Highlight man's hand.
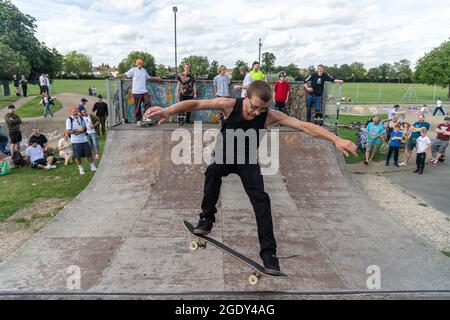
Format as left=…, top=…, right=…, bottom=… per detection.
left=335, top=137, right=357, bottom=157
left=144, top=106, right=169, bottom=125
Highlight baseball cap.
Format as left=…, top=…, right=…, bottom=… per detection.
left=70, top=107, right=78, bottom=113
left=7, top=104, right=15, bottom=109
left=80, top=98, right=88, bottom=103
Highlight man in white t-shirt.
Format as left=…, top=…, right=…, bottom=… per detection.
left=110, top=59, right=161, bottom=122
left=65, top=107, right=97, bottom=175
left=433, top=98, right=445, bottom=116
left=26, top=140, right=56, bottom=170
left=414, top=127, right=432, bottom=174
left=39, top=73, right=48, bottom=95
left=234, top=65, right=254, bottom=98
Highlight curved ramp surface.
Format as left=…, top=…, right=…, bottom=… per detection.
left=0, top=126, right=449, bottom=294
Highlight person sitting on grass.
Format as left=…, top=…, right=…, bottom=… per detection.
left=58, top=133, right=73, bottom=166
left=385, top=125, right=403, bottom=167
left=364, top=116, right=385, bottom=165
left=29, top=128, right=53, bottom=156
left=414, top=128, right=432, bottom=175
left=26, top=140, right=56, bottom=170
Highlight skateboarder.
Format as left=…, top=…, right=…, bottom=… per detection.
left=144, top=81, right=357, bottom=274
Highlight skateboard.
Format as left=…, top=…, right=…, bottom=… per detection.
left=177, top=113, right=187, bottom=126
left=314, top=112, right=324, bottom=126
left=182, top=220, right=288, bottom=285
left=137, top=119, right=154, bottom=127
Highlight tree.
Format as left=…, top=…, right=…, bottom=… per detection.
left=261, top=52, right=276, bottom=74
left=338, top=64, right=353, bottom=80
left=232, top=60, right=248, bottom=81
left=0, top=0, right=62, bottom=80
left=378, top=63, right=394, bottom=81
left=367, top=67, right=380, bottom=82
left=208, top=60, right=219, bottom=80
left=350, top=62, right=367, bottom=81
left=284, top=63, right=300, bottom=79
left=63, top=51, right=93, bottom=78
left=415, top=39, right=450, bottom=98
left=180, top=55, right=209, bottom=78
left=393, top=59, right=412, bottom=83
left=156, top=64, right=170, bottom=78
left=118, top=51, right=156, bottom=75
left=0, top=42, right=30, bottom=95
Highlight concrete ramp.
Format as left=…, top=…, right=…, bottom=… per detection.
left=0, top=126, right=449, bottom=295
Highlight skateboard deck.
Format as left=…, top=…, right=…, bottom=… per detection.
left=137, top=119, right=154, bottom=127
left=314, top=112, right=324, bottom=126
left=182, top=220, right=287, bottom=285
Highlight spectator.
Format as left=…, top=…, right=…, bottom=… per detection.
left=176, top=63, right=197, bottom=124
left=303, top=65, right=343, bottom=123
left=433, top=98, right=445, bottom=116
left=388, top=104, right=405, bottom=120
left=414, top=128, right=432, bottom=174
left=234, top=66, right=253, bottom=98
left=20, top=75, right=28, bottom=97
left=45, top=74, right=51, bottom=96
left=92, top=95, right=108, bottom=135
left=386, top=115, right=401, bottom=142
left=39, top=73, right=48, bottom=95
left=110, top=58, right=161, bottom=122
left=88, top=86, right=93, bottom=96
left=26, top=140, right=56, bottom=170
left=400, top=114, right=430, bottom=166
left=430, top=116, right=450, bottom=166
left=40, top=92, right=54, bottom=118
left=29, top=128, right=53, bottom=155
left=0, top=124, right=10, bottom=156
left=213, top=65, right=231, bottom=98
left=77, top=98, right=88, bottom=112
left=79, top=106, right=100, bottom=160
left=249, top=61, right=267, bottom=82
left=65, top=107, right=97, bottom=175
left=273, top=71, right=290, bottom=114
left=4, top=105, right=22, bottom=154
left=13, top=75, right=20, bottom=96
left=364, top=116, right=385, bottom=165
left=58, top=133, right=73, bottom=166
left=92, top=86, right=97, bottom=97
left=385, top=125, right=403, bottom=167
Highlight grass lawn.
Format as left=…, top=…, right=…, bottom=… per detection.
left=16, top=97, right=63, bottom=118
left=337, top=114, right=389, bottom=164
left=4, top=80, right=106, bottom=98
left=0, top=95, right=21, bottom=110
left=0, top=135, right=106, bottom=221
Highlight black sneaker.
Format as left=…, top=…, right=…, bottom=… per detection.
left=262, top=254, right=282, bottom=275
left=364, top=161, right=369, bottom=165
left=413, top=169, right=419, bottom=173
left=193, top=218, right=213, bottom=236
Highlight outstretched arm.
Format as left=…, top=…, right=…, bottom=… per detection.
left=109, top=73, right=126, bottom=80
left=266, top=110, right=357, bottom=157
left=144, top=98, right=235, bottom=125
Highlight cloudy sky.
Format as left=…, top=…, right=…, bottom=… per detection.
left=12, top=0, right=450, bottom=69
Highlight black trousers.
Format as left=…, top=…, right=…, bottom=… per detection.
left=180, top=95, right=194, bottom=123
left=98, top=116, right=107, bottom=135
left=433, top=107, right=445, bottom=116
left=22, top=85, right=27, bottom=97
left=200, top=163, right=277, bottom=259
left=386, top=146, right=399, bottom=164
left=416, top=152, right=426, bottom=171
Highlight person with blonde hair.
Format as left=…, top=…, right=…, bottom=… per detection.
left=213, top=65, right=230, bottom=98
left=110, top=58, right=161, bottom=122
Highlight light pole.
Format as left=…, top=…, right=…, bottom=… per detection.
left=173, top=6, right=178, bottom=77
left=258, top=38, right=262, bottom=63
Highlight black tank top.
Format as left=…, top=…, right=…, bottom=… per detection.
left=215, top=98, right=268, bottom=164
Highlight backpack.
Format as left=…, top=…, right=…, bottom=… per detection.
left=12, top=151, right=27, bottom=167
left=66, top=116, right=86, bottom=137
left=0, top=160, right=11, bottom=175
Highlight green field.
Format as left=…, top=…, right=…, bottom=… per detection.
left=1, top=81, right=448, bottom=105
left=16, top=97, right=63, bottom=118
left=0, top=95, right=20, bottom=110
left=0, top=135, right=106, bottom=221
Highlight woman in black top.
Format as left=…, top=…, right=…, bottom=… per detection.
left=176, top=63, right=197, bottom=124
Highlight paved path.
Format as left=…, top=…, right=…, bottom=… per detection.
left=0, top=126, right=448, bottom=296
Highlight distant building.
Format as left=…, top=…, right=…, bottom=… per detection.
left=92, top=65, right=118, bottom=77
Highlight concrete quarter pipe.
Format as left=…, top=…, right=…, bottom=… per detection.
left=0, top=125, right=449, bottom=295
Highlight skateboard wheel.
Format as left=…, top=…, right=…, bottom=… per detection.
left=190, top=241, right=199, bottom=251
left=249, top=274, right=259, bottom=285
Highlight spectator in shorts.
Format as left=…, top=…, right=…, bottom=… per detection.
left=29, top=128, right=53, bottom=155
left=364, top=117, right=385, bottom=165
left=0, top=124, right=10, bottom=156
left=386, top=125, right=403, bottom=167
left=214, top=65, right=231, bottom=98
left=58, top=133, right=73, bottom=165
left=400, top=114, right=430, bottom=166
left=79, top=106, right=100, bottom=160
left=13, top=75, right=20, bottom=96
left=273, top=71, right=290, bottom=114
left=26, top=140, right=56, bottom=170
left=66, top=107, right=97, bottom=175
left=430, top=116, right=450, bottom=166
left=4, top=105, right=22, bottom=154
left=93, top=95, right=108, bottom=135
left=414, top=128, right=432, bottom=174
left=433, top=98, right=445, bottom=116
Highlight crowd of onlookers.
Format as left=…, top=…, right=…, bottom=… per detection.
left=0, top=95, right=108, bottom=176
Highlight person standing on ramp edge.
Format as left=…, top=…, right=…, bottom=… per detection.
left=144, top=81, right=357, bottom=275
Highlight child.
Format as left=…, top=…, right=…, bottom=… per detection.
left=414, top=127, right=432, bottom=174
left=386, top=125, right=403, bottom=167
left=273, top=71, right=290, bottom=114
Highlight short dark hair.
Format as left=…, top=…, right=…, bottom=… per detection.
left=247, top=81, right=272, bottom=102
left=98, top=95, right=103, bottom=99
left=7, top=104, right=15, bottom=109
left=318, top=64, right=325, bottom=69
left=252, top=61, right=260, bottom=68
